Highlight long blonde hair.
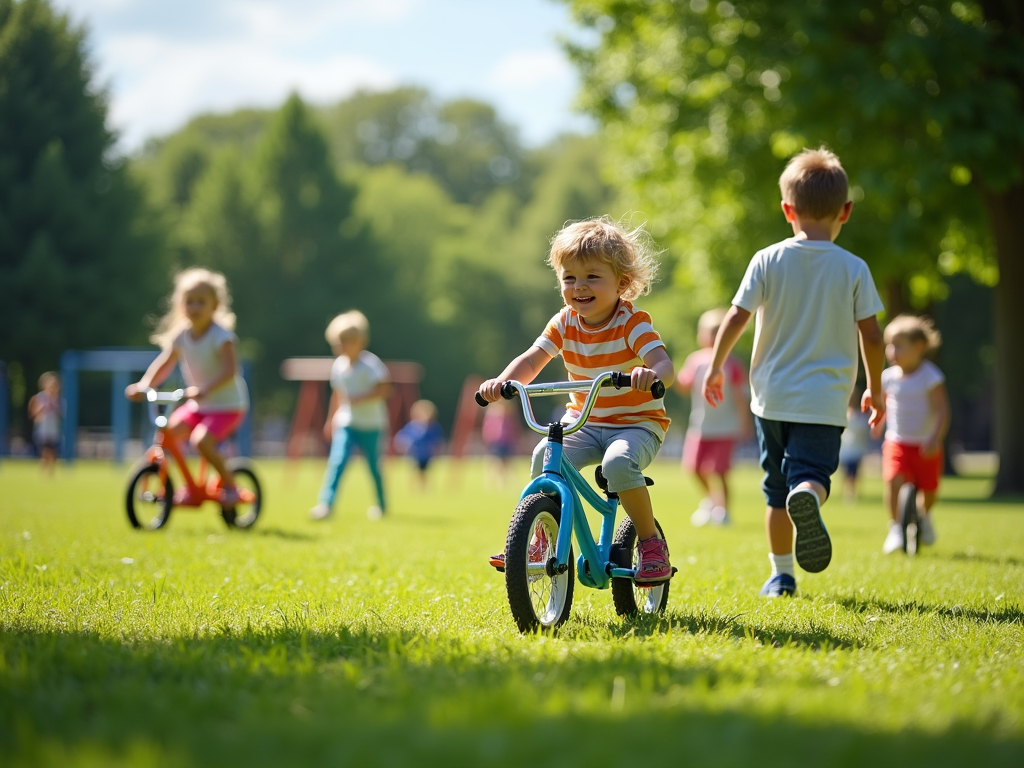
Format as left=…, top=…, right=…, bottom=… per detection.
left=151, top=267, right=236, bottom=349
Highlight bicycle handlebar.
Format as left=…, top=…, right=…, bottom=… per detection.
left=142, top=389, right=185, bottom=428
left=475, top=372, right=666, bottom=435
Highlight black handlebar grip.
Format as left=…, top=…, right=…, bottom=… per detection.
left=474, top=392, right=489, bottom=407
left=500, top=382, right=517, bottom=400
left=608, top=371, right=665, bottom=399
left=651, top=380, right=666, bottom=399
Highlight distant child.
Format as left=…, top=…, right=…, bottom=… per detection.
left=479, top=217, right=675, bottom=584
left=126, top=268, right=249, bottom=505
left=704, top=148, right=886, bottom=597
left=839, top=387, right=872, bottom=503
left=877, top=315, right=950, bottom=553
left=481, top=399, right=520, bottom=486
left=676, top=308, right=750, bottom=526
left=310, top=311, right=390, bottom=521
left=395, top=399, right=445, bottom=490
left=28, top=372, right=63, bottom=472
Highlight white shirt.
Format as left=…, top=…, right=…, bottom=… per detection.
left=330, top=351, right=390, bottom=430
left=173, top=323, right=249, bottom=412
left=733, top=238, right=884, bottom=427
left=882, top=360, right=945, bottom=444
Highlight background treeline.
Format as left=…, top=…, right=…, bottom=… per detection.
left=0, top=0, right=1014, bottom=488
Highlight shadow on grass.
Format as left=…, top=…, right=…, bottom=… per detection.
left=833, top=595, right=1024, bottom=626
left=598, top=608, right=862, bottom=650
left=944, top=551, right=1024, bottom=568
left=1, top=626, right=1019, bottom=768
left=251, top=527, right=320, bottom=542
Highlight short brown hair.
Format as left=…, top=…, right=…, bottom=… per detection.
left=779, top=147, right=849, bottom=220
left=884, top=314, right=942, bottom=350
left=547, top=217, right=658, bottom=302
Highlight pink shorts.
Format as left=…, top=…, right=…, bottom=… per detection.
left=169, top=405, right=245, bottom=442
left=682, top=434, right=735, bottom=474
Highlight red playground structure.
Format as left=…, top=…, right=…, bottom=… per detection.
left=280, top=357, right=424, bottom=458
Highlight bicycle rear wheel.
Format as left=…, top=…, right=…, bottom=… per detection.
left=505, top=493, right=574, bottom=633
left=126, top=462, right=174, bottom=530
left=221, top=458, right=262, bottom=529
left=611, top=517, right=669, bottom=617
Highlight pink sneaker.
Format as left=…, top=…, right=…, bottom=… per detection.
left=634, top=536, right=672, bottom=585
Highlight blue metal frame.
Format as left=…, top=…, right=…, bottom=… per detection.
left=518, top=431, right=634, bottom=590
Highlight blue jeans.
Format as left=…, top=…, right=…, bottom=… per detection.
left=754, top=416, right=843, bottom=508
left=318, top=426, right=386, bottom=511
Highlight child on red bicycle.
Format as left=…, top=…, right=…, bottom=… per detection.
left=478, top=217, right=675, bottom=584
left=126, top=268, right=249, bottom=505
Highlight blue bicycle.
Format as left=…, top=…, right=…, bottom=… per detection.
left=477, top=371, right=672, bottom=633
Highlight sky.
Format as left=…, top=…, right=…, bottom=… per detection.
left=52, top=0, right=594, bottom=152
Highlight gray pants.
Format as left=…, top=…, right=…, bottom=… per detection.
left=530, top=424, right=662, bottom=493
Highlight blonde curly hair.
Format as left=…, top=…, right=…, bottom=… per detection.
left=151, top=268, right=236, bottom=349
left=547, top=217, right=659, bottom=302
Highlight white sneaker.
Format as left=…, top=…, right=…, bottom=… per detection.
left=918, top=513, right=937, bottom=546
left=309, top=503, right=332, bottom=521
left=710, top=506, right=730, bottom=525
left=883, top=523, right=905, bottom=554
left=366, top=506, right=384, bottom=520
left=691, top=498, right=713, bottom=527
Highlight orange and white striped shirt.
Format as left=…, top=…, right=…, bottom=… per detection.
left=535, top=302, right=671, bottom=441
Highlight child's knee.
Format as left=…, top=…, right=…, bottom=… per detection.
left=602, top=452, right=642, bottom=492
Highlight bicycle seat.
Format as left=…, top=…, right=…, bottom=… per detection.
left=594, top=467, right=654, bottom=499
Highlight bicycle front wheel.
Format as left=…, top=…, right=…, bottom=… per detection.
left=505, top=493, right=574, bottom=633
left=610, top=517, right=669, bottom=617
left=126, top=462, right=174, bottom=530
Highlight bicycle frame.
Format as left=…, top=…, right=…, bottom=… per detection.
left=141, top=389, right=220, bottom=507
left=504, top=372, right=640, bottom=589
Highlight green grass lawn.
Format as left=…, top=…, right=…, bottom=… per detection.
left=1, top=456, right=1022, bottom=767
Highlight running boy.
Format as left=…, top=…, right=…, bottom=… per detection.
left=479, top=217, right=675, bottom=584
left=704, top=147, right=886, bottom=597
left=310, top=311, right=391, bottom=521
left=676, top=308, right=750, bottom=526
left=876, top=315, right=949, bottom=553
left=28, top=372, right=63, bottom=472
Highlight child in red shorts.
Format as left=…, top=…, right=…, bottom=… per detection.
left=874, top=315, right=950, bottom=553
left=677, top=308, right=750, bottom=526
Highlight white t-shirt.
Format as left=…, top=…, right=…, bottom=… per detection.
left=173, top=323, right=249, bottom=412
left=330, top=351, right=390, bottom=430
left=882, top=360, right=945, bottom=444
left=678, top=348, right=747, bottom=439
left=733, top=238, right=884, bottom=427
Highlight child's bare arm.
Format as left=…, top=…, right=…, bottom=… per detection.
left=857, top=316, right=886, bottom=427
left=703, top=306, right=751, bottom=406
left=922, top=382, right=950, bottom=457
left=126, top=348, right=179, bottom=400
left=324, top=390, right=341, bottom=439
left=479, top=347, right=552, bottom=402
left=634, top=346, right=673, bottom=392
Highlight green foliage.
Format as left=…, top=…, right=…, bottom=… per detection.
left=0, top=0, right=160, bottom=389
left=565, top=0, right=1021, bottom=318
left=1, top=460, right=1023, bottom=766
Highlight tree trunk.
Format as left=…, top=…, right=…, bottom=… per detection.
left=987, top=182, right=1024, bottom=495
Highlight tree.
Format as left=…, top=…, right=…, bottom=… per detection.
left=565, top=0, right=1023, bottom=493
left=0, top=0, right=160, bottom=396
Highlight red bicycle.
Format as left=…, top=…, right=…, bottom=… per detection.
left=125, top=389, right=261, bottom=530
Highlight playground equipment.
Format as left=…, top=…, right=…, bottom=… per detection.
left=478, top=372, right=672, bottom=633
left=59, top=348, right=253, bottom=462
left=125, top=389, right=261, bottom=530
left=280, top=357, right=424, bottom=458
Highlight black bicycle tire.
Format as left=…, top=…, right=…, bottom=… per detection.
left=125, top=462, right=174, bottom=531
left=504, top=493, right=574, bottom=633
left=899, top=482, right=919, bottom=555
left=220, top=458, right=262, bottom=529
left=610, top=517, right=670, bottom=617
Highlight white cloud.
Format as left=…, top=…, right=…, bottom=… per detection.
left=223, top=0, right=421, bottom=45
left=105, top=35, right=397, bottom=146
left=488, top=50, right=572, bottom=92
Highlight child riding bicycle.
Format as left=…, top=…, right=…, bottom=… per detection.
left=478, top=217, right=675, bottom=584
left=126, top=268, right=249, bottom=506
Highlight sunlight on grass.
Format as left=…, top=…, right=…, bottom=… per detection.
left=1, top=458, right=1022, bottom=767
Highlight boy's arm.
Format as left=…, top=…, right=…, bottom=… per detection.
left=634, top=346, right=673, bottom=392
left=478, top=346, right=552, bottom=402
left=324, top=390, right=341, bottom=439
left=922, top=382, right=951, bottom=458
left=857, top=316, right=886, bottom=427
left=126, top=348, right=179, bottom=400
left=703, top=306, right=751, bottom=407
